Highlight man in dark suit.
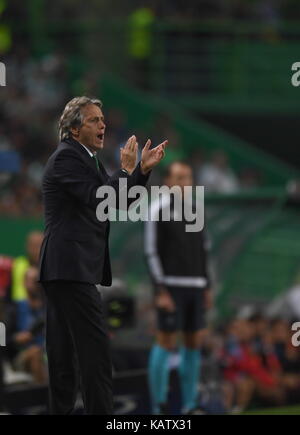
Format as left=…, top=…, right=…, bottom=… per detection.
left=38, top=96, right=167, bottom=415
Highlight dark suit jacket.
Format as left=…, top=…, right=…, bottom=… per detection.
left=38, top=137, right=150, bottom=285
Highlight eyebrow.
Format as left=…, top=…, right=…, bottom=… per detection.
left=89, top=116, right=105, bottom=121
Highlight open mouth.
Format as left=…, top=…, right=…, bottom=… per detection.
left=97, top=134, right=104, bottom=141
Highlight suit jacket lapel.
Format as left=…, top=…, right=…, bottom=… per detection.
left=97, top=159, right=109, bottom=182
left=62, top=137, right=105, bottom=182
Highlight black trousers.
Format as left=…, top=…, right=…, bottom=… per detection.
left=42, top=281, right=113, bottom=415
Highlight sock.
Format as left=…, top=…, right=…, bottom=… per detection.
left=148, top=344, right=171, bottom=413
left=179, top=347, right=201, bottom=412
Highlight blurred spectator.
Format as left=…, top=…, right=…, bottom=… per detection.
left=127, top=5, right=155, bottom=90
left=267, top=284, right=300, bottom=320
left=271, top=318, right=300, bottom=403
left=0, top=48, right=69, bottom=218
left=287, top=180, right=300, bottom=196
left=103, top=108, right=130, bottom=173
left=0, top=255, right=12, bottom=410
left=10, top=266, right=46, bottom=384
left=0, top=296, right=5, bottom=412
left=0, top=348, right=3, bottom=413
left=150, top=115, right=186, bottom=168
left=197, top=150, right=239, bottom=193
left=222, top=318, right=284, bottom=413
left=0, top=175, right=43, bottom=217
left=0, top=256, right=13, bottom=300
left=0, top=232, right=45, bottom=386
left=10, top=231, right=44, bottom=304
left=199, top=330, right=227, bottom=414
left=254, top=0, right=281, bottom=26
left=239, top=168, right=261, bottom=190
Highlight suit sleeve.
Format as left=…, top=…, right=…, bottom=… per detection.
left=53, top=150, right=151, bottom=210
left=98, top=158, right=151, bottom=203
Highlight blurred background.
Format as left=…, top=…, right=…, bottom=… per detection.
left=1, top=0, right=300, bottom=415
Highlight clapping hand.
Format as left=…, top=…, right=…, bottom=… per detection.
left=120, top=135, right=138, bottom=175
left=141, top=139, right=168, bottom=174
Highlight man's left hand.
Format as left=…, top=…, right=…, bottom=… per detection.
left=141, top=139, right=168, bottom=174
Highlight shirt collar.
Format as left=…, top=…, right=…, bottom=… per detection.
left=79, top=142, right=95, bottom=158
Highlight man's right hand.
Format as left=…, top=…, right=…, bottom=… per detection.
left=120, top=135, right=138, bottom=175
left=155, top=286, right=176, bottom=312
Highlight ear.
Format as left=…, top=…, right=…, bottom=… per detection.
left=70, top=126, right=80, bottom=137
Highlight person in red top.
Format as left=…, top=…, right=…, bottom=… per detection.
left=0, top=256, right=13, bottom=299
left=222, top=318, right=284, bottom=413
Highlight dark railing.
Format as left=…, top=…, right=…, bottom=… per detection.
left=12, top=16, right=300, bottom=114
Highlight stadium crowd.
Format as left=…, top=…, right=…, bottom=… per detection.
left=0, top=46, right=263, bottom=218
left=2, top=1, right=298, bottom=218
left=203, top=314, right=300, bottom=413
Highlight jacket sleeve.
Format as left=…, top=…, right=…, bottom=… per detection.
left=201, top=230, right=212, bottom=289
left=53, top=150, right=151, bottom=210
left=144, top=205, right=166, bottom=290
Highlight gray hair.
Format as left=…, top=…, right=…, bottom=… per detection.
left=58, top=96, right=103, bottom=141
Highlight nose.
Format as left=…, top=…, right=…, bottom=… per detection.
left=97, top=118, right=105, bottom=128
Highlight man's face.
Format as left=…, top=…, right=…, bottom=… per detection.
left=165, top=163, right=193, bottom=192
left=72, top=104, right=106, bottom=152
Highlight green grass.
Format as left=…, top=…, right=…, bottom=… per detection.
left=243, top=404, right=300, bottom=415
